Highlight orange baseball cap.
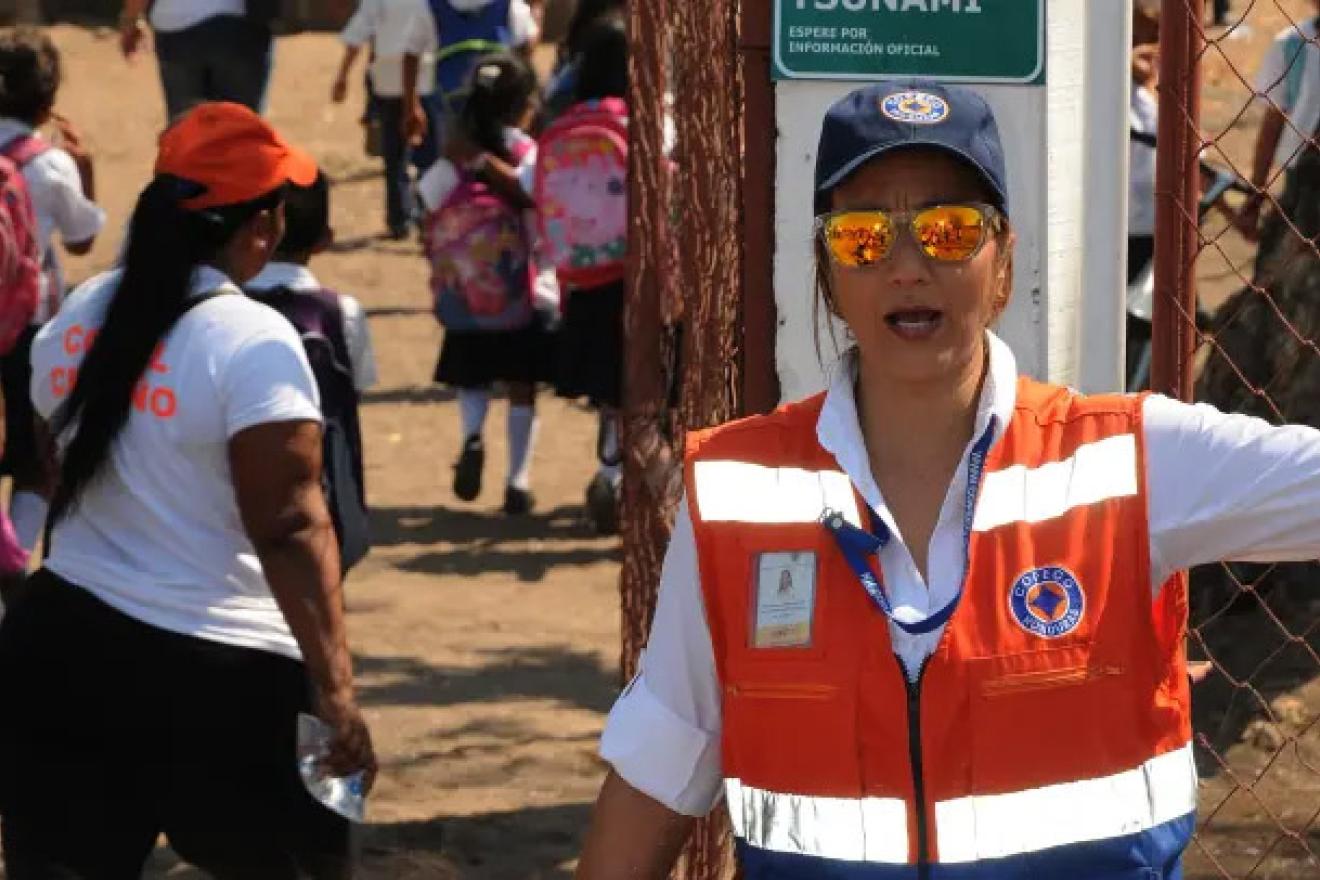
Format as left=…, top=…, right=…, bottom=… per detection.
left=154, top=102, right=317, bottom=211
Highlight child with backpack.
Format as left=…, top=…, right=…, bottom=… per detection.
left=418, top=51, right=555, bottom=515
left=0, top=28, right=104, bottom=563
left=400, top=0, right=540, bottom=156
left=538, top=14, right=627, bottom=534
left=245, top=170, right=376, bottom=571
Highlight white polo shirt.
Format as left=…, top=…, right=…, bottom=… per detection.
left=31, top=267, right=322, bottom=660
left=600, top=332, right=1320, bottom=816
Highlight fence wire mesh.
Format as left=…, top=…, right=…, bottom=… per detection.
left=1156, top=1, right=1320, bottom=876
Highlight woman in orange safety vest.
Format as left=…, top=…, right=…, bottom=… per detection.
left=574, top=80, right=1320, bottom=880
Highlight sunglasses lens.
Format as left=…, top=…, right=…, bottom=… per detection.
left=913, top=205, right=989, bottom=262
left=824, top=212, right=895, bottom=267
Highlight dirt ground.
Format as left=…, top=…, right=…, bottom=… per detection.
left=8, top=2, right=1320, bottom=877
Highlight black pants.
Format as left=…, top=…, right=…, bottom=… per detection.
left=375, top=96, right=439, bottom=231
left=155, top=15, right=273, bottom=121
left=0, top=325, right=41, bottom=483
left=0, top=571, right=351, bottom=879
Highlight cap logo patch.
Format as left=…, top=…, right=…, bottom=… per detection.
left=880, top=91, right=950, bottom=126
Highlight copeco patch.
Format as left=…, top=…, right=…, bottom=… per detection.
left=1009, top=566, right=1085, bottom=638
left=880, top=91, right=950, bottom=126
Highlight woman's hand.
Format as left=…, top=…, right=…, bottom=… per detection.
left=119, top=15, right=147, bottom=60
left=317, top=686, right=378, bottom=793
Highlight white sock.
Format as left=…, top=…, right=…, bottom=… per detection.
left=458, top=388, right=491, bottom=441
left=507, top=405, right=538, bottom=491
left=10, top=491, right=47, bottom=554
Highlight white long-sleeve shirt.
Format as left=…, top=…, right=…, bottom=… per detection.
left=600, top=332, right=1320, bottom=817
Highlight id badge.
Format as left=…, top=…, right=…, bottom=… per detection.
left=750, top=551, right=818, bottom=649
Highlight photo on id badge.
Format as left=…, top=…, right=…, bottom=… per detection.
left=751, top=551, right=818, bottom=649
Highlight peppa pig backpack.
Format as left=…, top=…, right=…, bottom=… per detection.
left=424, top=138, right=535, bottom=333
left=534, top=97, right=628, bottom=290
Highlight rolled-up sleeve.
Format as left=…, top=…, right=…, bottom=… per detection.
left=1145, top=394, right=1320, bottom=588
left=599, top=500, right=724, bottom=817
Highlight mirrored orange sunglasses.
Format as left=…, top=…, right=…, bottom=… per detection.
left=815, top=203, right=1004, bottom=268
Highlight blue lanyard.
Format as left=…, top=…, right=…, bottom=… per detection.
left=821, top=419, right=997, bottom=636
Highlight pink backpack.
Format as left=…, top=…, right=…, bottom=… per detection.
left=534, top=98, right=628, bottom=290
left=424, top=139, right=536, bottom=333
left=0, top=135, right=43, bottom=355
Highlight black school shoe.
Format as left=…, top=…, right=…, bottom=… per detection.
left=453, top=436, right=484, bottom=502
left=502, top=486, right=534, bottom=516
left=585, top=472, right=620, bottom=536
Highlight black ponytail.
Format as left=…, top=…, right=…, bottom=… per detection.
left=458, top=52, right=538, bottom=163
left=49, top=175, right=282, bottom=525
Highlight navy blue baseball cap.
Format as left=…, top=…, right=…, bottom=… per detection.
left=814, top=80, right=1009, bottom=218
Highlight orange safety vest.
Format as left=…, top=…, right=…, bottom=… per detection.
left=683, top=377, right=1196, bottom=879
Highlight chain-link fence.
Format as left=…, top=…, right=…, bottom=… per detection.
left=621, top=0, right=751, bottom=875
left=1155, top=0, right=1320, bottom=876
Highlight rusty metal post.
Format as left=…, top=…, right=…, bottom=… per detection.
left=620, top=0, right=677, bottom=685
left=739, top=1, right=779, bottom=415
left=1152, top=0, right=1201, bottom=400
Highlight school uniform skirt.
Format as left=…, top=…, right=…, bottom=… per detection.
left=433, top=306, right=559, bottom=389
left=555, top=279, right=624, bottom=409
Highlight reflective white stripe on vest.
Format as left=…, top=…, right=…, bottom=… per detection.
left=972, top=433, right=1139, bottom=533
left=726, top=778, right=909, bottom=864
left=935, top=741, right=1198, bottom=863
left=694, top=461, right=862, bottom=526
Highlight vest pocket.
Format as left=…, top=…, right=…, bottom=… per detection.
left=723, top=678, right=861, bottom=796
left=727, top=681, right=839, bottom=700
left=958, top=651, right=1157, bottom=865
left=968, top=650, right=1134, bottom=788
left=981, top=663, right=1124, bottom=698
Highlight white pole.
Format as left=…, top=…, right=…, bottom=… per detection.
left=1077, top=0, right=1133, bottom=393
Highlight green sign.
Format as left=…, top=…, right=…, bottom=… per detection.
left=774, top=0, right=1045, bottom=83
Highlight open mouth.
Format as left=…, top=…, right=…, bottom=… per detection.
left=884, top=308, right=944, bottom=341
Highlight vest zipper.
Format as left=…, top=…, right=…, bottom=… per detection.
left=900, top=656, right=932, bottom=880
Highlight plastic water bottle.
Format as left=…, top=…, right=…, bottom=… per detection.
left=296, top=712, right=367, bottom=823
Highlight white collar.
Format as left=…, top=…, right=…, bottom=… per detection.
left=245, top=262, right=321, bottom=293
left=0, top=118, right=34, bottom=141
left=190, top=265, right=241, bottom=297
left=816, top=330, right=1019, bottom=515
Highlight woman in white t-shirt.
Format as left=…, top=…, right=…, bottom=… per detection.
left=0, top=103, right=375, bottom=879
